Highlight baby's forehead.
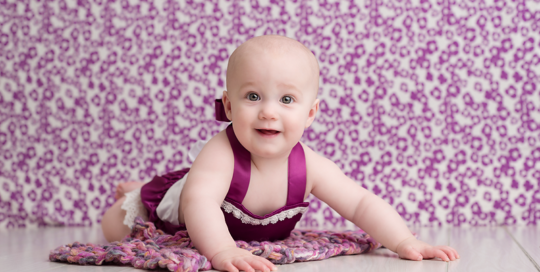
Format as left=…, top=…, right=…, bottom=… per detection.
left=226, top=35, right=320, bottom=96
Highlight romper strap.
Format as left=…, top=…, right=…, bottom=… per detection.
left=286, top=142, right=307, bottom=205
left=224, top=124, right=250, bottom=203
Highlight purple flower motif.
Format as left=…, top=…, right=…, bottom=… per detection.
left=2, top=0, right=540, bottom=229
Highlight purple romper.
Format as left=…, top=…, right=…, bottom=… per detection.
left=140, top=101, right=309, bottom=242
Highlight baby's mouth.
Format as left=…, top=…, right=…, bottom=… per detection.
left=256, top=129, right=280, bottom=135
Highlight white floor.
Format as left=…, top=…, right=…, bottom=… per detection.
left=1, top=225, right=538, bottom=272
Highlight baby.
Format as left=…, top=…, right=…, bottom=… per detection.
left=102, top=35, right=459, bottom=272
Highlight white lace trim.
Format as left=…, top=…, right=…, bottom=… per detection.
left=121, top=188, right=149, bottom=228
left=221, top=200, right=307, bottom=226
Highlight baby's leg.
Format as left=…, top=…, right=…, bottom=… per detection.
left=101, top=196, right=132, bottom=242
left=114, top=181, right=145, bottom=200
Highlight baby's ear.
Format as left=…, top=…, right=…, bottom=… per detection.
left=222, top=90, right=232, bottom=121
left=305, top=98, right=320, bottom=128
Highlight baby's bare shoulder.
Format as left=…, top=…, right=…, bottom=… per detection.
left=299, top=142, right=343, bottom=192
left=182, top=129, right=235, bottom=200
left=191, top=129, right=234, bottom=174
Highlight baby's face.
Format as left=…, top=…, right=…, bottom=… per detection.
left=223, top=44, right=319, bottom=159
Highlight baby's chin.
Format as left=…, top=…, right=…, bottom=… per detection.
left=252, top=152, right=288, bottom=160
left=245, top=142, right=294, bottom=159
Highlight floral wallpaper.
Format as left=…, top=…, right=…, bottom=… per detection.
left=1, top=0, right=540, bottom=229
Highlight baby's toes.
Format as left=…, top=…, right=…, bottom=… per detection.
left=114, top=184, right=125, bottom=200
left=123, top=181, right=146, bottom=192
left=114, top=181, right=145, bottom=200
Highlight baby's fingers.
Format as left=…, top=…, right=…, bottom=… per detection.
left=229, top=257, right=276, bottom=272
left=425, top=248, right=451, bottom=262
left=398, top=246, right=423, bottom=261
left=258, top=256, right=278, bottom=271
left=231, top=260, right=255, bottom=272
left=244, top=256, right=277, bottom=272
left=437, top=246, right=459, bottom=261
left=223, top=262, right=240, bottom=272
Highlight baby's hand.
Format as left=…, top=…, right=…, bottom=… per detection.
left=395, top=236, right=459, bottom=262
left=211, top=246, right=277, bottom=272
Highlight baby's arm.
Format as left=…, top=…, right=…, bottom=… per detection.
left=180, top=131, right=276, bottom=272
left=303, top=144, right=459, bottom=262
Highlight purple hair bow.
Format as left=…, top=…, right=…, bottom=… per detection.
left=215, top=99, right=230, bottom=122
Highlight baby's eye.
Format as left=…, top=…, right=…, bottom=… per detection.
left=247, top=93, right=260, bottom=101
left=281, top=95, right=293, bottom=104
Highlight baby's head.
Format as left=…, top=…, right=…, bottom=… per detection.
left=226, top=35, right=320, bottom=99
left=222, top=35, right=320, bottom=158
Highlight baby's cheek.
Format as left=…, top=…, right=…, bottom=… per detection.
left=286, top=123, right=305, bottom=142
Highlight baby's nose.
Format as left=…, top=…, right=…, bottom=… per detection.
left=258, top=103, right=278, bottom=120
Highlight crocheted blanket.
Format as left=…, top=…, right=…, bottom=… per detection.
left=49, top=217, right=382, bottom=271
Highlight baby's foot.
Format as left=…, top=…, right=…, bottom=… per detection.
left=114, top=181, right=145, bottom=200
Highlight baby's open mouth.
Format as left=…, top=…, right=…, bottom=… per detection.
left=257, top=129, right=280, bottom=135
